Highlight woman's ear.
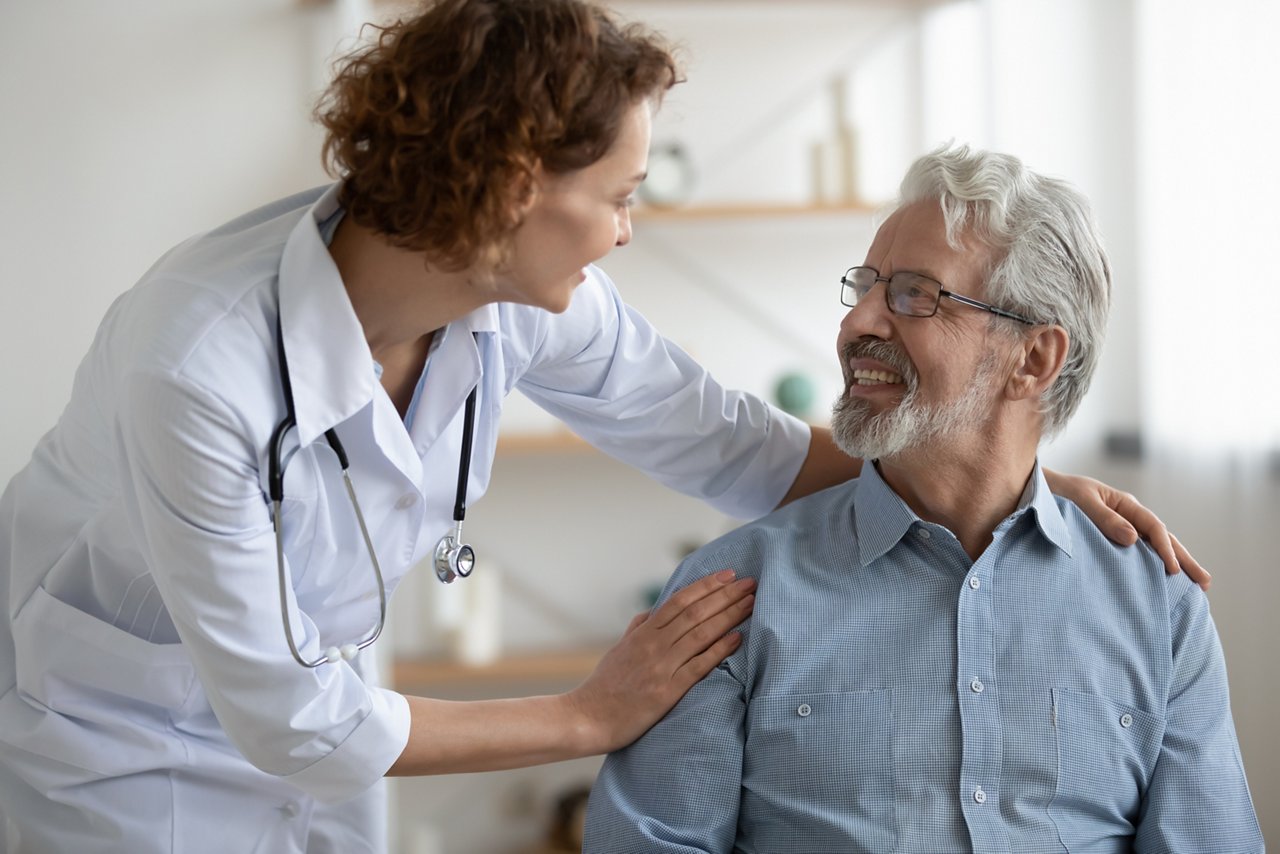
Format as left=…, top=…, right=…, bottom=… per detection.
left=1005, top=324, right=1070, bottom=402
left=511, top=161, right=543, bottom=220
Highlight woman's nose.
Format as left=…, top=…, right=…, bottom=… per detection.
left=616, top=208, right=633, bottom=247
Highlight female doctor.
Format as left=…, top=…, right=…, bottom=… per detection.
left=0, top=0, right=1204, bottom=851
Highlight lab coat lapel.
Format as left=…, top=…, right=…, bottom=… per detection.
left=277, top=186, right=424, bottom=486
left=408, top=322, right=485, bottom=452
left=277, top=186, right=377, bottom=449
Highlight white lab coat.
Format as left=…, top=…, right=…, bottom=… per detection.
left=0, top=184, right=809, bottom=853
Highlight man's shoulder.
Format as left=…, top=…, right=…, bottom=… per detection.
left=1053, top=496, right=1199, bottom=604
left=674, top=479, right=861, bottom=584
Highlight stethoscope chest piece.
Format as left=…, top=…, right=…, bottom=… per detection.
left=433, top=384, right=480, bottom=584
left=434, top=522, right=475, bottom=584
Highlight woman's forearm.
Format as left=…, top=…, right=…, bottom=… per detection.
left=388, top=693, right=599, bottom=776
left=387, top=569, right=756, bottom=776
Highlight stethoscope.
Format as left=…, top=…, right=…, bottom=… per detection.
left=268, top=318, right=478, bottom=668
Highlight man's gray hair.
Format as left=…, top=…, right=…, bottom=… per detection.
left=888, top=144, right=1111, bottom=438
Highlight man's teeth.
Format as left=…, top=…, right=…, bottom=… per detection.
left=852, top=369, right=904, bottom=385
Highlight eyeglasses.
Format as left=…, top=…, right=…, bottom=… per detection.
left=840, top=266, right=1041, bottom=326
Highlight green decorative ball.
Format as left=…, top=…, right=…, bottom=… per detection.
left=774, top=372, right=817, bottom=418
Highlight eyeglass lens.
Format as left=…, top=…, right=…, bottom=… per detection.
left=841, top=267, right=942, bottom=318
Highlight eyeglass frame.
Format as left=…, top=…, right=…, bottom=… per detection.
left=839, top=265, right=1044, bottom=326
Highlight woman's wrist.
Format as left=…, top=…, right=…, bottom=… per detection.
left=560, top=685, right=613, bottom=757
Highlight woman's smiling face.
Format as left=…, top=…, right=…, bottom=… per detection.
left=496, top=101, right=652, bottom=313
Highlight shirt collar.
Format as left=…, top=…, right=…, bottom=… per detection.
left=853, top=462, right=921, bottom=567
left=853, top=457, right=1072, bottom=567
left=1016, top=459, right=1074, bottom=557
left=276, top=184, right=500, bottom=446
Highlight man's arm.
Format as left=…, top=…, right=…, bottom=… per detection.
left=1133, top=586, right=1263, bottom=852
left=583, top=662, right=747, bottom=853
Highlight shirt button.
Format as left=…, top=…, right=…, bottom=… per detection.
left=973, top=788, right=987, bottom=805
left=1120, top=713, right=1133, bottom=728
left=968, top=576, right=981, bottom=590
left=917, top=528, right=931, bottom=539
left=970, top=679, right=985, bottom=694
left=395, top=494, right=418, bottom=510
left=797, top=703, right=812, bottom=717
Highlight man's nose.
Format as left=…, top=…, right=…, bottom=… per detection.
left=839, top=281, right=894, bottom=341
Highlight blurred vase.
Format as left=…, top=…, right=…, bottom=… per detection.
left=449, top=564, right=503, bottom=666
left=774, top=372, right=817, bottom=419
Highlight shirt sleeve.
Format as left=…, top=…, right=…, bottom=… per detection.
left=1133, top=587, right=1264, bottom=853
left=584, top=665, right=746, bottom=853
left=583, top=558, right=749, bottom=853
left=514, top=268, right=810, bottom=520
left=118, top=368, right=409, bottom=804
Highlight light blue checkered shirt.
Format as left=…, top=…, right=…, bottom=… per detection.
left=585, top=461, right=1262, bottom=853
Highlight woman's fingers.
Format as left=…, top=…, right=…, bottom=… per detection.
left=565, top=570, right=757, bottom=754
left=668, top=591, right=754, bottom=663
left=646, top=569, right=739, bottom=630
left=1043, top=470, right=1212, bottom=589
left=672, top=630, right=744, bottom=688
left=1171, top=532, right=1211, bottom=590
left=649, top=575, right=755, bottom=647
left=1109, top=492, right=1211, bottom=587
left=1044, top=470, right=1138, bottom=545
left=621, top=610, right=649, bottom=637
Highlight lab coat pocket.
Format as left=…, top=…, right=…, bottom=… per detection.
left=1048, top=687, right=1165, bottom=847
left=742, top=689, right=895, bottom=854
left=7, top=585, right=196, bottom=775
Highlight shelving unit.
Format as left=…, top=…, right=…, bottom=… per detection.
left=495, top=430, right=593, bottom=455
left=393, top=647, right=605, bottom=690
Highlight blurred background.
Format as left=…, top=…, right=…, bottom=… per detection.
left=2, top=0, right=1276, bottom=851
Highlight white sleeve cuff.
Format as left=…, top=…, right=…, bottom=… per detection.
left=281, top=686, right=410, bottom=805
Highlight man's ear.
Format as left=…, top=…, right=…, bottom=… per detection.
left=1005, top=325, right=1070, bottom=402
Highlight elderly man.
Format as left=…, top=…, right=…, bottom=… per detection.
left=583, top=146, right=1262, bottom=853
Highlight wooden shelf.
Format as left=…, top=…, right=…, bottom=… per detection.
left=392, top=648, right=605, bottom=689
left=632, top=201, right=877, bottom=222
left=496, top=431, right=593, bottom=455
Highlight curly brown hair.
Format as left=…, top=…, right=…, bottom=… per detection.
left=315, top=0, right=680, bottom=271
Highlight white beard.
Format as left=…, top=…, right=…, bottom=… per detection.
left=832, top=348, right=1001, bottom=462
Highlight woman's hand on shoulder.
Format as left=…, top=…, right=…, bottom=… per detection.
left=565, top=569, right=755, bottom=754
left=1044, top=469, right=1210, bottom=590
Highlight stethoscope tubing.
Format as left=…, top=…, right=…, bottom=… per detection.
left=270, top=317, right=477, bottom=667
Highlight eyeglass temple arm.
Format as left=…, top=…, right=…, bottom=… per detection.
left=942, top=291, right=1038, bottom=325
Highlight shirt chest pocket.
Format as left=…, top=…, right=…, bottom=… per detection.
left=742, top=689, right=895, bottom=854
left=1049, top=687, right=1165, bottom=845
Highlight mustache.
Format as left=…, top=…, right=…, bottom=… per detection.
left=840, top=339, right=916, bottom=385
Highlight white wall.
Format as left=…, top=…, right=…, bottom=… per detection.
left=2, top=1, right=1274, bottom=851
left=0, top=0, right=335, bottom=480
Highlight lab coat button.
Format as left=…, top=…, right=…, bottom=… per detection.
left=796, top=703, right=812, bottom=717
left=395, top=494, right=418, bottom=510
left=281, top=802, right=300, bottom=818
